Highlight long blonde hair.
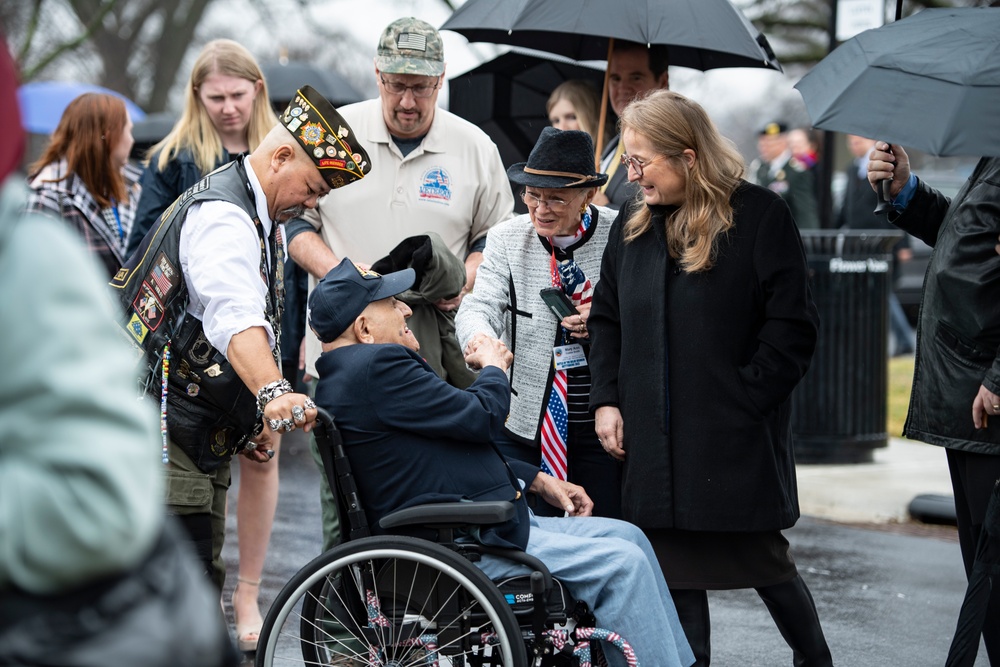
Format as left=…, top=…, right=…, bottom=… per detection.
left=149, top=39, right=277, bottom=174
left=546, top=79, right=610, bottom=147
left=621, top=90, right=744, bottom=273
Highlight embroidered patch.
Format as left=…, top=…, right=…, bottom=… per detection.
left=299, top=122, right=325, bottom=146
left=146, top=252, right=179, bottom=301
left=127, top=313, right=148, bottom=343
left=418, top=167, right=452, bottom=204
left=132, top=282, right=165, bottom=331
left=210, top=428, right=231, bottom=457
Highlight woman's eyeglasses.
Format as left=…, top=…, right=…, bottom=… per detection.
left=521, top=191, right=581, bottom=212
left=620, top=152, right=666, bottom=179
left=379, top=75, right=439, bottom=98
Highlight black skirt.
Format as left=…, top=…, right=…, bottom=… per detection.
left=644, top=527, right=798, bottom=590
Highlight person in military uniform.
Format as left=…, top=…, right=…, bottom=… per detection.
left=749, top=121, right=820, bottom=229
left=110, top=86, right=370, bottom=591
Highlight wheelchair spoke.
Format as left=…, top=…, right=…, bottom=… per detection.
left=257, top=538, right=527, bottom=667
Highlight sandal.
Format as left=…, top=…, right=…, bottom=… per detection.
left=232, top=576, right=264, bottom=652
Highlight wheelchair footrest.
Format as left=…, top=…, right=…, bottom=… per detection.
left=547, top=627, right=639, bottom=667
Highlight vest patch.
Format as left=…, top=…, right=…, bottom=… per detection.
left=418, top=167, right=452, bottom=204
left=128, top=313, right=148, bottom=343
left=146, top=252, right=179, bottom=301
left=132, top=282, right=165, bottom=331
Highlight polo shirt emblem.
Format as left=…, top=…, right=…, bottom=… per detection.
left=418, top=167, right=452, bottom=204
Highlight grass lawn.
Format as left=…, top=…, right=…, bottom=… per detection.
left=888, top=355, right=915, bottom=437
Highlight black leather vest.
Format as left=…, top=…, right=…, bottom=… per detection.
left=110, top=158, right=277, bottom=471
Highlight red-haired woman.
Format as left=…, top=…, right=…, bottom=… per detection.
left=26, top=93, right=140, bottom=278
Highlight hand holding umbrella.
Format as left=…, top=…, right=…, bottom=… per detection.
left=868, top=142, right=912, bottom=214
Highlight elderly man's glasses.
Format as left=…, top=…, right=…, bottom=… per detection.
left=379, top=75, right=439, bottom=98
left=620, top=152, right=666, bottom=178
left=521, top=191, right=582, bottom=211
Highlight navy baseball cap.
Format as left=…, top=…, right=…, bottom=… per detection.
left=308, top=258, right=415, bottom=343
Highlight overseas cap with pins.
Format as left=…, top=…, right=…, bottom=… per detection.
left=278, top=85, right=372, bottom=189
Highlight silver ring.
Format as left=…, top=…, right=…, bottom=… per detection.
left=304, top=397, right=317, bottom=410
left=292, top=405, right=306, bottom=423
left=282, top=418, right=295, bottom=432
left=993, top=404, right=1000, bottom=411
left=268, top=418, right=282, bottom=431
left=244, top=440, right=256, bottom=453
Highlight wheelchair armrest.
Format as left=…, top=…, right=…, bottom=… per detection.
left=379, top=501, right=515, bottom=530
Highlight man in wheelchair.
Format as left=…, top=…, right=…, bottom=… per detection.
left=306, top=258, right=694, bottom=667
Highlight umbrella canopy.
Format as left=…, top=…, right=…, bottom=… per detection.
left=261, top=61, right=364, bottom=108
left=17, top=81, right=146, bottom=135
left=440, top=0, right=780, bottom=71
left=795, top=8, right=1000, bottom=158
left=449, top=50, right=608, bottom=169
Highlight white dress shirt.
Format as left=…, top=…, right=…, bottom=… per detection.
left=178, top=161, right=277, bottom=358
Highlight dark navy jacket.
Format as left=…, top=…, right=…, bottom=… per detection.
left=314, top=343, right=539, bottom=550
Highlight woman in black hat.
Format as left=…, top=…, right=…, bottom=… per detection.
left=456, top=126, right=622, bottom=519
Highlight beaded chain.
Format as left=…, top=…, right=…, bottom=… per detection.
left=160, top=342, right=170, bottom=464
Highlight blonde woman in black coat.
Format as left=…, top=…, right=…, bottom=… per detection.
left=588, top=90, right=832, bottom=666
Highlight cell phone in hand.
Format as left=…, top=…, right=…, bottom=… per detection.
left=539, top=287, right=577, bottom=320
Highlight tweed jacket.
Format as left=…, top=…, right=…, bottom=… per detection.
left=26, top=159, right=142, bottom=278
left=456, top=204, right=616, bottom=443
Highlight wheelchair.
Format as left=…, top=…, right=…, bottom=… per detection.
left=256, top=409, right=637, bottom=667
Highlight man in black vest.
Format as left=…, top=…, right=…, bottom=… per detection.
left=112, top=86, right=370, bottom=590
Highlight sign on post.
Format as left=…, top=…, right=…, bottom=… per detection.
left=836, top=0, right=884, bottom=41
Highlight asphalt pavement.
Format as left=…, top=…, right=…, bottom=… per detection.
left=224, top=431, right=989, bottom=666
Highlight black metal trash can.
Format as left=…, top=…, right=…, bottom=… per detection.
left=792, top=229, right=904, bottom=463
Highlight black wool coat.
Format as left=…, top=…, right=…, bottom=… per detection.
left=588, top=182, right=819, bottom=532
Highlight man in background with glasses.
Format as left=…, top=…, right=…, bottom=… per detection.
left=285, top=16, right=513, bottom=551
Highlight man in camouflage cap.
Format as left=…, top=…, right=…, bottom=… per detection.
left=285, top=16, right=514, bottom=550
left=375, top=16, right=446, bottom=77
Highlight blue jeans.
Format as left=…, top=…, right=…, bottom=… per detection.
left=477, top=514, right=694, bottom=667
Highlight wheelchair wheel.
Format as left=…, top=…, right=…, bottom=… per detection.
left=256, top=535, right=528, bottom=667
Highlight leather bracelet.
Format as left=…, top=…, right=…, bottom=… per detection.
left=256, top=378, right=293, bottom=413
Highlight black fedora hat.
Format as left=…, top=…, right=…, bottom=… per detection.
left=507, top=127, right=608, bottom=189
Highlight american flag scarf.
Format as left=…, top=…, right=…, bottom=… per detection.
left=540, top=210, right=593, bottom=481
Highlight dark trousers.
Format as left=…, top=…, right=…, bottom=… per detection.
left=946, top=447, right=1000, bottom=664
left=495, top=420, right=622, bottom=519
left=672, top=575, right=833, bottom=667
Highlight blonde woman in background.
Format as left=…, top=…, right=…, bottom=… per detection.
left=546, top=79, right=612, bottom=149
left=125, top=39, right=276, bottom=256
left=125, top=38, right=278, bottom=654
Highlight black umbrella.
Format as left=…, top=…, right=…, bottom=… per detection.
left=794, top=8, right=1000, bottom=158
left=261, top=61, right=363, bottom=109
left=440, top=0, right=780, bottom=71
left=945, top=478, right=1000, bottom=667
left=449, top=50, right=608, bottom=169
left=441, top=0, right=780, bottom=158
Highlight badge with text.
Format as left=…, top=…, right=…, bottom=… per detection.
left=552, top=344, right=587, bottom=371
